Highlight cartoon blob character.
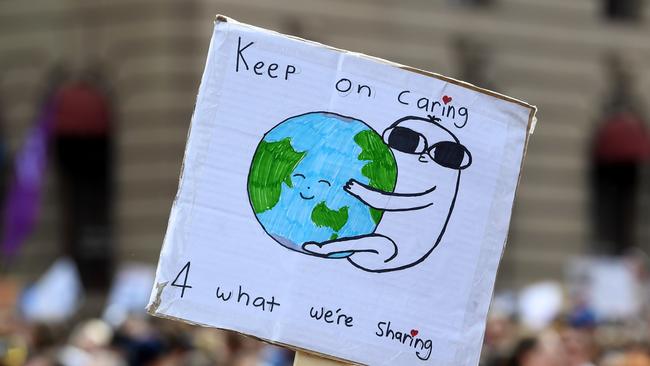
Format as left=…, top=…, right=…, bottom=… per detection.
left=303, top=115, right=472, bottom=272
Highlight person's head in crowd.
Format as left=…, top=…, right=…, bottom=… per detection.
left=191, top=328, right=231, bottom=365
left=600, top=352, right=626, bottom=366
left=507, top=337, right=540, bottom=366
left=112, top=316, right=166, bottom=366
left=29, top=323, right=61, bottom=353
left=58, top=319, right=123, bottom=366
left=485, top=312, right=515, bottom=349
left=231, top=350, right=263, bottom=366
left=560, top=325, right=597, bottom=366
left=507, top=331, right=569, bottom=366
left=23, top=355, right=60, bottom=366
left=621, top=345, right=650, bottom=366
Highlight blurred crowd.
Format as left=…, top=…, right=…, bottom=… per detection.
left=3, top=297, right=650, bottom=366
left=2, top=254, right=650, bottom=366
left=480, top=253, right=650, bottom=366
left=0, top=313, right=294, bottom=366
left=481, top=311, right=650, bottom=366
left=0, top=260, right=295, bottom=366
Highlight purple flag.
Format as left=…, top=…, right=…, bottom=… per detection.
left=1, top=100, right=54, bottom=258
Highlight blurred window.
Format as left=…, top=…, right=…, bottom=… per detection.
left=604, top=0, right=642, bottom=21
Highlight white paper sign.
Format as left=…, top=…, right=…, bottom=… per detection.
left=518, top=282, right=564, bottom=331
left=148, top=16, right=536, bottom=366
left=22, top=257, right=83, bottom=322
left=567, top=257, right=641, bottom=321
left=103, top=263, right=156, bottom=326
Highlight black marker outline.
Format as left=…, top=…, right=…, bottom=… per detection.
left=383, top=115, right=472, bottom=170
left=344, top=179, right=436, bottom=212
left=348, top=171, right=462, bottom=273
left=246, top=112, right=470, bottom=273
left=382, top=126, right=428, bottom=155
left=301, top=233, right=398, bottom=263
left=299, top=192, right=315, bottom=200
left=426, top=141, right=473, bottom=170
left=346, top=115, right=467, bottom=273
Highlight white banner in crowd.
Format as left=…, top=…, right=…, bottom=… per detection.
left=567, top=257, right=642, bottom=321
left=22, top=257, right=83, bottom=322
left=148, top=16, right=536, bottom=366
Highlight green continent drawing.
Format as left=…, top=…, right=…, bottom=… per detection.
left=248, top=138, right=306, bottom=213
left=354, top=130, right=398, bottom=224
left=311, top=201, right=349, bottom=237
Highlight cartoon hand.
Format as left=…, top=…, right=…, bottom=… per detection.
left=344, top=179, right=385, bottom=209
left=344, top=179, right=365, bottom=198
left=302, top=242, right=353, bottom=258
left=302, top=235, right=397, bottom=269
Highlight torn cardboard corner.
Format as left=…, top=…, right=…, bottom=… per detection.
left=146, top=281, right=168, bottom=314
left=149, top=15, right=536, bottom=366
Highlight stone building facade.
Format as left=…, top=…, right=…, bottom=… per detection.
left=1, top=0, right=648, bottom=290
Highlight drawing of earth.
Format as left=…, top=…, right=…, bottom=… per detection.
left=248, top=112, right=397, bottom=256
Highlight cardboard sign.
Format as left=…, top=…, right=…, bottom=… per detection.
left=518, top=282, right=564, bottom=331
left=22, top=257, right=83, bottom=322
left=148, top=15, right=536, bottom=366
left=103, top=263, right=156, bottom=326
left=567, top=257, right=641, bottom=321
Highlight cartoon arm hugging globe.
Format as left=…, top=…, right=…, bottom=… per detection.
left=248, top=112, right=472, bottom=273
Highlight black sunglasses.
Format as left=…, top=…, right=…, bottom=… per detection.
left=383, top=126, right=472, bottom=170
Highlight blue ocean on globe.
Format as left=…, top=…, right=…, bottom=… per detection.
left=247, top=112, right=397, bottom=255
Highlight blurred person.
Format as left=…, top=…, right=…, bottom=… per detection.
left=0, top=91, right=7, bottom=224
left=24, top=355, right=59, bottom=366
left=53, top=64, right=114, bottom=290
left=223, top=333, right=265, bottom=366
left=57, top=319, right=123, bottom=366
left=567, top=301, right=597, bottom=331
left=481, top=312, right=516, bottom=366
left=20, top=322, right=65, bottom=365
left=590, top=53, right=650, bottom=255
left=560, top=326, right=597, bottom=366
left=0, top=330, right=28, bottom=366
left=506, top=337, right=540, bottom=366
left=622, top=345, right=650, bottom=366
left=230, top=350, right=263, bottom=366
left=147, top=319, right=193, bottom=366
left=506, top=330, right=568, bottom=366
left=19, top=322, right=62, bottom=366
left=258, top=345, right=294, bottom=366
left=600, top=352, right=626, bottom=366
left=112, top=316, right=165, bottom=366
left=0, top=65, right=66, bottom=265
left=225, top=332, right=264, bottom=357
left=189, top=328, right=232, bottom=366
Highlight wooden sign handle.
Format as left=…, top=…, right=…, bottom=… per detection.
left=293, top=351, right=351, bottom=366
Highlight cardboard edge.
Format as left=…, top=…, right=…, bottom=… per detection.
left=211, top=12, right=540, bottom=364
left=494, top=107, right=538, bottom=274
left=214, top=14, right=537, bottom=114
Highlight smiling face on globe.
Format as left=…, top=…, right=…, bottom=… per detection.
left=248, top=112, right=397, bottom=254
